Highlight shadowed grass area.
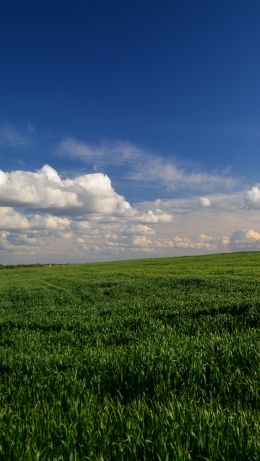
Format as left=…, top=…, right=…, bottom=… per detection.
left=0, top=252, right=259, bottom=460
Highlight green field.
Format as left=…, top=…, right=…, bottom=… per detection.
left=0, top=252, right=259, bottom=460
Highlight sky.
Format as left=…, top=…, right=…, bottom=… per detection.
left=0, top=0, right=260, bottom=263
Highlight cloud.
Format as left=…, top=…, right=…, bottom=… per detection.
left=30, top=215, right=71, bottom=230
left=0, top=124, right=31, bottom=148
left=171, top=234, right=229, bottom=250
left=130, top=233, right=229, bottom=251
left=0, top=231, right=12, bottom=250
left=0, top=162, right=259, bottom=264
left=245, top=185, right=260, bottom=209
left=0, top=207, right=29, bottom=229
left=0, top=164, right=132, bottom=215
left=230, top=229, right=260, bottom=249
left=8, top=232, right=45, bottom=248
left=57, top=138, right=238, bottom=193
left=57, top=138, right=143, bottom=166
left=0, top=164, right=174, bottom=261
left=200, top=197, right=211, bottom=208
left=0, top=207, right=71, bottom=234
left=135, top=209, right=173, bottom=223
left=137, top=224, right=154, bottom=234
left=132, top=235, right=153, bottom=246
left=130, top=157, right=237, bottom=192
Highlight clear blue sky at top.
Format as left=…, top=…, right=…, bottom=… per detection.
left=0, top=0, right=259, bottom=183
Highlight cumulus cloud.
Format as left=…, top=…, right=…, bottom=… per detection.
left=0, top=164, right=174, bottom=261
left=135, top=209, right=173, bottom=224
left=0, top=231, right=12, bottom=250
left=130, top=233, right=230, bottom=251
left=230, top=229, right=260, bottom=249
left=132, top=235, right=153, bottom=246
left=30, top=215, right=71, bottom=230
left=0, top=164, right=132, bottom=215
left=0, top=207, right=29, bottom=229
left=8, top=232, right=45, bottom=248
left=245, top=185, right=260, bottom=209
left=171, top=234, right=229, bottom=250
left=136, top=224, right=154, bottom=234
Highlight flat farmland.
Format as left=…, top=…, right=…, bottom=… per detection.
left=0, top=252, right=259, bottom=460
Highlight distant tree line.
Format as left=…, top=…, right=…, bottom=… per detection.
left=0, top=263, right=65, bottom=269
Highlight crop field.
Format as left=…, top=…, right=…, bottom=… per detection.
left=0, top=252, right=259, bottom=460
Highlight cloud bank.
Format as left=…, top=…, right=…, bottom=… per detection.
left=0, top=164, right=176, bottom=262
left=0, top=160, right=259, bottom=263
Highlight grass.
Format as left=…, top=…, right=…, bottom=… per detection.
left=0, top=251, right=259, bottom=460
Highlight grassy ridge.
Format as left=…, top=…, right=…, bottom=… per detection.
left=0, top=252, right=259, bottom=460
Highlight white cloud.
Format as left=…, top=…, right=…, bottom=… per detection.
left=131, top=157, right=237, bottom=192
left=0, top=164, right=175, bottom=261
left=171, top=234, right=229, bottom=250
left=57, top=138, right=143, bottom=165
left=132, top=224, right=155, bottom=235
left=135, top=209, right=173, bottom=223
left=245, top=185, right=260, bottom=209
left=129, top=233, right=229, bottom=251
left=132, top=235, right=153, bottom=246
left=8, top=232, right=45, bottom=247
left=0, top=207, right=29, bottom=229
left=30, top=215, right=71, bottom=230
left=233, top=229, right=260, bottom=241
left=230, top=229, right=260, bottom=249
left=0, top=164, right=132, bottom=215
left=0, top=231, right=12, bottom=250
left=57, top=138, right=238, bottom=193
left=200, top=197, right=211, bottom=208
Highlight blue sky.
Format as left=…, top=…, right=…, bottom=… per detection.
left=0, top=1, right=260, bottom=263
